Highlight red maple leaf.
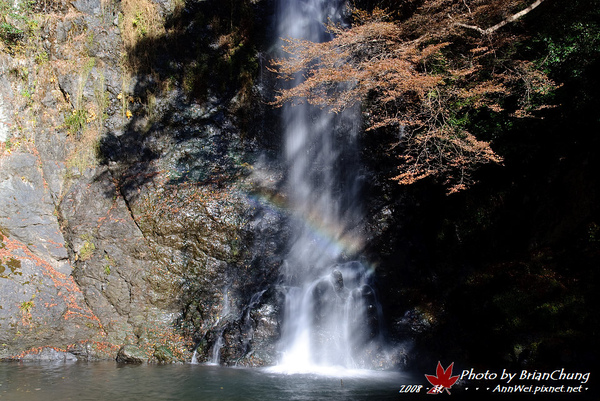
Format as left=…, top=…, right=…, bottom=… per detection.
left=425, top=362, right=460, bottom=394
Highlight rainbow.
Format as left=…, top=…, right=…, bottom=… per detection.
left=245, top=187, right=367, bottom=262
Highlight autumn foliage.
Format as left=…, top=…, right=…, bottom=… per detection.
left=270, top=1, right=555, bottom=193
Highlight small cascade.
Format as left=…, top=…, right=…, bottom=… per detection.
left=238, top=290, right=267, bottom=358
left=206, top=289, right=231, bottom=365
left=209, top=330, right=225, bottom=365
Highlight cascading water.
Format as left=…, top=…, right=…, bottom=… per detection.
left=274, top=0, right=385, bottom=372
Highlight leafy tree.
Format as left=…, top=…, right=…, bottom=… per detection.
left=270, top=1, right=556, bottom=193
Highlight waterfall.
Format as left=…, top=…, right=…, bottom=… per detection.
left=274, top=0, right=385, bottom=372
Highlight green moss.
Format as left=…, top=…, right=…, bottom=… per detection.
left=79, top=235, right=96, bottom=261
left=19, top=299, right=34, bottom=313
left=0, top=257, right=22, bottom=279
left=64, top=109, right=88, bottom=134
left=103, top=255, right=115, bottom=275
left=34, top=49, right=48, bottom=64
left=0, top=21, right=23, bottom=44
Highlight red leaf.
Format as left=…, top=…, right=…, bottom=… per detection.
left=425, top=361, right=460, bottom=394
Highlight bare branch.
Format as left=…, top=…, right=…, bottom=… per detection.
left=456, top=0, right=546, bottom=35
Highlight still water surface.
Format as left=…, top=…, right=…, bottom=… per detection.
left=0, top=362, right=414, bottom=400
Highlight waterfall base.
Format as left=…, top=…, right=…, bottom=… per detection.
left=276, top=261, right=393, bottom=372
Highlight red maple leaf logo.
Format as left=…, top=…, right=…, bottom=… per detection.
left=425, top=362, right=460, bottom=394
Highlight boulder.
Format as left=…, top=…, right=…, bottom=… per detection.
left=116, top=345, right=147, bottom=364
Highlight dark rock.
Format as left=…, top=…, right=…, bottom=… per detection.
left=246, top=301, right=279, bottom=366
left=331, top=269, right=344, bottom=292
left=331, top=269, right=350, bottom=301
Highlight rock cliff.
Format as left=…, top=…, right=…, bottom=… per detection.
left=1, top=0, right=282, bottom=364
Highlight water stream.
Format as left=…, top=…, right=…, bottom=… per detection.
left=274, top=0, right=385, bottom=372
left=0, top=362, right=413, bottom=400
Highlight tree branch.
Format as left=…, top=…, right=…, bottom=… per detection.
left=456, top=0, right=546, bottom=35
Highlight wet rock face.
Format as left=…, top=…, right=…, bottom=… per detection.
left=98, top=85, right=284, bottom=363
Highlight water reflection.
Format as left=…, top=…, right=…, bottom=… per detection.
left=0, top=362, right=413, bottom=400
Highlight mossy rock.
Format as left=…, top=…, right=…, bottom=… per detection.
left=116, top=344, right=146, bottom=364
left=153, top=345, right=174, bottom=363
